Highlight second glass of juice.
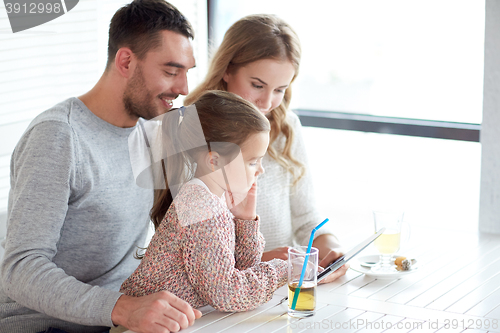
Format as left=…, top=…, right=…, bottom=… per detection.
left=373, top=211, right=405, bottom=272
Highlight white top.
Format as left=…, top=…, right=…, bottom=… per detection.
left=256, top=112, right=336, bottom=250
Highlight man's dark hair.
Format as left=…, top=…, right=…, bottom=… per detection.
left=106, top=0, right=194, bottom=70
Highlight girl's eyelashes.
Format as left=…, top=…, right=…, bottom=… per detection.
left=251, top=82, right=263, bottom=89
left=250, top=157, right=263, bottom=167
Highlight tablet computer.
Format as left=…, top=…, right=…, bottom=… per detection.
left=317, top=227, right=386, bottom=282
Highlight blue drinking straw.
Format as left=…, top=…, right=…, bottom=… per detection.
left=290, top=218, right=330, bottom=310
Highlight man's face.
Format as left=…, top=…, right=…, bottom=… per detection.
left=124, top=30, right=196, bottom=120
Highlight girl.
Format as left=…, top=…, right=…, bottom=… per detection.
left=184, top=14, right=348, bottom=282
left=120, top=91, right=287, bottom=312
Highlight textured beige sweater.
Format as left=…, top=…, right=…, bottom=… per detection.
left=120, top=180, right=287, bottom=312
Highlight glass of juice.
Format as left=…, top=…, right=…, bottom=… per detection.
left=372, top=211, right=407, bottom=272
left=287, top=246, right=318, bottom=318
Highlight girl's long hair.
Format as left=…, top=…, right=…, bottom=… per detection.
left=150, top=90, right=270, bottom=230
left=184, top=14, right=304, bottom=185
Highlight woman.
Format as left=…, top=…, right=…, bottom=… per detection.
left=185, top=14, right=348, bottom=282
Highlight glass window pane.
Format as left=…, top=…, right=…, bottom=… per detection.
left=212, top=0, right=484, bottom=123
left=303, top=128, right=480, bottom=235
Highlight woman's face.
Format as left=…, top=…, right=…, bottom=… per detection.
left=223, top=59, right=296, bottom=115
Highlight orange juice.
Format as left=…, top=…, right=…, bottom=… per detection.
left=288, top=282, right=316, bottom=311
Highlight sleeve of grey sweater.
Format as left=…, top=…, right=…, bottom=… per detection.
left=1, top=121, right=121, bottom=327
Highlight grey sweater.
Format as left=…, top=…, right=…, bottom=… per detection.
left=0, top=98, right=153, bottom=333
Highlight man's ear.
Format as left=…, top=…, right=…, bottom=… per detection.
left=115, top=47, right=135, bottom=78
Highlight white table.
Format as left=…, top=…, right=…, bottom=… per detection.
left=127, top=227, right=500, bottom=333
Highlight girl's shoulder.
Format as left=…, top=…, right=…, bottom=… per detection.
left=173, top=181, right=230, bottom=227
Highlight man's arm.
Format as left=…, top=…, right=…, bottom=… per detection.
left=1, top=121, right=123, bottom=326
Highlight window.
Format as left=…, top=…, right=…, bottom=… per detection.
left=210, top=0, right=485, bottom=124
left=209, top=1, right=484, bottom=233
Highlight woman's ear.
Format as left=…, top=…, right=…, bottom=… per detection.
left=222, top=69, right=231, bottom=84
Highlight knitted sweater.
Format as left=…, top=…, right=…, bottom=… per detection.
left=120, top=180, right=288, bottom=312
left=257, top=112, right=336, bottom=249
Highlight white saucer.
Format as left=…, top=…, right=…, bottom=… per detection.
left=350, top=254, right=419, bottom=279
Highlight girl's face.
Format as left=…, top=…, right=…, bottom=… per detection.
left=223, top=131, right=269, bottom=197
left=223, top=59, right=296, bottom=115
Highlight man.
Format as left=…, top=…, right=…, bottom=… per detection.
left=0, top=1, right=200, bottom=332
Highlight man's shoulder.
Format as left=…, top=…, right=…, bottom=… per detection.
left=13, top=98, right=83, bottom=154
left=28, top=97, right=79, bottom=129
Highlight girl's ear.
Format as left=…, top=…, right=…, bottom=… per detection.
left=205, top=151, right=220, bottom=172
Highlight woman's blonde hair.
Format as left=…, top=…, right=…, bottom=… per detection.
left=185, top=14, right=304, bottom=184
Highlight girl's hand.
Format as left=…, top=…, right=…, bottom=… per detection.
left=227, top=182, right=257, bottom=221
left=261, top=247, right=290, bottom=261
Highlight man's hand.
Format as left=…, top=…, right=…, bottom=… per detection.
left=112, top=291, right=202, bottom=333
left=261, top=247, right=290, bottom=261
